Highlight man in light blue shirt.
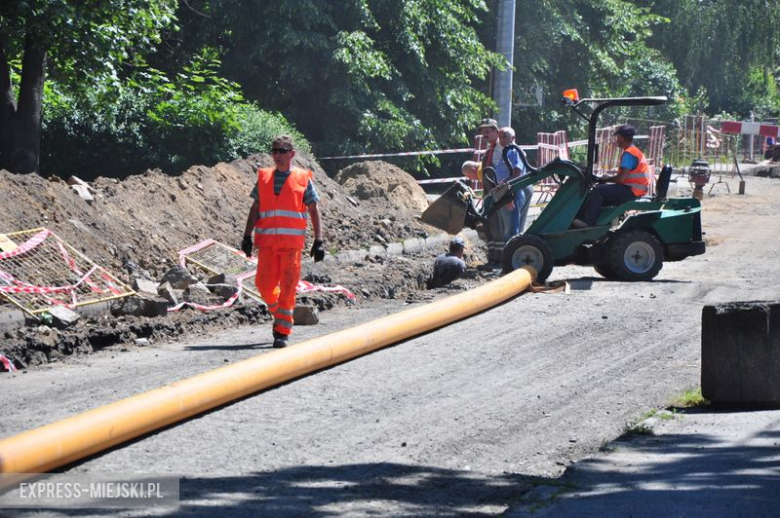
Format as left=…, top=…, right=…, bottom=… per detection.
left=497, top=127, right=534, bottom=240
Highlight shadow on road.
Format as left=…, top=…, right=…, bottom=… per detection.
left=184, top=342, right=271, bottom=351
left=507, top=408, right=780, bottom=516
left=169, top=463, right=536, bottom=516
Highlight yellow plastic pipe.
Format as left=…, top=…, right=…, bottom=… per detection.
left=0, top=266, right=534, bottom=481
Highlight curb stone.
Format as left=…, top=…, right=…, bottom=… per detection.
left=328, top=228, right=482, bottom=263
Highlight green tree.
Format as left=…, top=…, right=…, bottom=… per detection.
left=154, top=0, right=502, bottom=164
left=507, top=0, right=678, bottom=142
left=0, top=0, right=176, bottom=173
left=645, top=0, right=780, bottom=115
left=39, top=51, right=310, bottom=178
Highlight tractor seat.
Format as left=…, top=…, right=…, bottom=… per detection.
left=592, top=165, right=674, bottom=226
left=617, top=164, right=674, bottom=203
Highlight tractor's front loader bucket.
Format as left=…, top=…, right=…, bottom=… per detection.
left=420, top=182, right=470, bottom=234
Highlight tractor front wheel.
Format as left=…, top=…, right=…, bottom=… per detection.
left=607, top=230, right=664, bottom=281
left=502, top=235, right=554, bottom=282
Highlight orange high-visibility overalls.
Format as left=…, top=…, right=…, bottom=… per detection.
left=253, top=167, right=312, bottom=337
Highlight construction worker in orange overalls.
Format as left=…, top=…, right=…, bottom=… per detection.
left=242, top=135, right=324, bottom=348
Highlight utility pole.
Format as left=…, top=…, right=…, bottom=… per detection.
left=493, top=0, right=516, bottom=127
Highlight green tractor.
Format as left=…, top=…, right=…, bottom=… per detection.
left=422, top=92, right=705, bottom=282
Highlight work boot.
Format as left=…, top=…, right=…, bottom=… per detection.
left=272, top=330, right=289, bottom=349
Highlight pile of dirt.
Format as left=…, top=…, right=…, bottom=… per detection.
left=0, top=156, right=429, bottom=285
left=335, top=161, right=430, bottom=214
left=0, top=155, right=486, bottom=369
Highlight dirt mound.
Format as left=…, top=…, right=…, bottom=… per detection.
left=0, top=153, right=486, bottom=369
left=335, top=161, right=430, bottom=214
left=0, top=155, right=431, bottom=283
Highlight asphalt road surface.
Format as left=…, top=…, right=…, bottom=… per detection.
left=1, top=174, right=778, bottom=516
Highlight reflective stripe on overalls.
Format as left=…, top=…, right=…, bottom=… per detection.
left=253, top=167, right=312, bottom=336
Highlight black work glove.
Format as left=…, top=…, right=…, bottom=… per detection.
left=241, top=235, right=253, bottom=257
left=310, top=240, right=325, bottom=262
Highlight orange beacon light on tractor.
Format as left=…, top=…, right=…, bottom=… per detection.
left=562, top=89, right=580, bottom=103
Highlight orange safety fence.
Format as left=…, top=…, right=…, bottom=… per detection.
left=535, top=130, right=569, bottom=203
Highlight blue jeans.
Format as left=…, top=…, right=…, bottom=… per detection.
left=579, top=184, right=637, bottom=225
left=511, top=185, right=535, bottom=235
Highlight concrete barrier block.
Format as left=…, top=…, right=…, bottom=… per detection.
left=701, top=301, right=780, bottom=404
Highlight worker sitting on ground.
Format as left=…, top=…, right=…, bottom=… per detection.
left=572, top=124, right=650, bottom=228
left=427, top=236, right=467, bottom=289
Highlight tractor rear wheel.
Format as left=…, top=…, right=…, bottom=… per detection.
left=502, top=235, right=554, bottom=282
left=607, top=230, right=664, bottom=281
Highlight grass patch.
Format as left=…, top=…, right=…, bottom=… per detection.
left=671, top=387, right=709, bottom=408
left=624, top=421, right=654, bottom=436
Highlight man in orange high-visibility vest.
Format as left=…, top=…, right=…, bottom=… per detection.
left=573, top=124, right=651, bottom=228
left=242, top=135, right=324, bottom=348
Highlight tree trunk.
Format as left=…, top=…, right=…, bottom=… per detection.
left=11, top=34, right=47, bottom=174
left=0, top=32, right=16, bottom=172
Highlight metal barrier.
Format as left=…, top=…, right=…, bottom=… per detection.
left=535, top=131, right=569, bottom=203
left=0, top=228, right=134, bottom=317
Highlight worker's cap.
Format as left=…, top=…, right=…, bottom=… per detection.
left=451, top=236, right=466, bottom=247
left=478, top=118, right=499, bottom=130
left=613, top=124, right=637, bottom=138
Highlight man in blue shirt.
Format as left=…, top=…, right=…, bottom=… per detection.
left=498, top=127, right=534, bottom=238
left=427, top=237, right=467, bottom=288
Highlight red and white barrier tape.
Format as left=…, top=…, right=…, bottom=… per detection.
left=317, top=134, right=654, bottom=162
left=175, top=240, right=357, bottom=310
left=0, top=229, right=49, bottom=260
left=537, top=143, right=566, bottom=151
left=0, top=354, right=16, bottom=373
left=318, top=148, right=475, bottom=161
left=297, top=280, right=356, bottom=302
left=721, top=121, right=779, bottom=137
left=0, top=265, right=99, bottom=296
left=167, top=283, right=244, bottom=312
left=417, top=176, right=469, bottom=185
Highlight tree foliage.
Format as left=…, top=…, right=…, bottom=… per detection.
left=645, top=0, right=780, bottom=116
left=156, top=0, right=502, bottom=164
left=3, top=0, right=780, bottom=177
left=0, top=0, right=176, bottom=172
left=506, top=0, right=684, bottom=142
left=40, top=51, right=308, bottom=178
